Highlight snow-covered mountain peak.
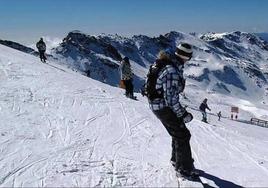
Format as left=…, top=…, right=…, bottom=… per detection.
left=200, top=32, right=228, bottom=41
left=201, top=31, right=268, bottom=50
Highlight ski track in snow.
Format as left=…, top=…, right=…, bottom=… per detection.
left=204, top=124, right=268, bottom=175
left=191, top=119, right=268, bottom=187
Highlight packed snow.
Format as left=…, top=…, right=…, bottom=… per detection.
left=1, top=44, right=268, bottom=187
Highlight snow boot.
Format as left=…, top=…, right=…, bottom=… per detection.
left=126, top=93, right=137, bottom=100
left=176, top=168, right=200, bottom=180
left=202, top=118, right=208, bottom=123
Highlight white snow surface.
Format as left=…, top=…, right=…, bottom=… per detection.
left=1, top=44, right=268, bottom=187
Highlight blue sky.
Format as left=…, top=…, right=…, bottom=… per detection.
left=0, top=0, right=267, bottom=44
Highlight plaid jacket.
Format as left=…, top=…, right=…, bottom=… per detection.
left=120, top=61, right=133, bottom=80
left=148, top=62, right=186, bottom=118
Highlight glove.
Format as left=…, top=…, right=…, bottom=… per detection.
left=182, top=79, right=186, bottom=91
left=181, top=111, right=193, bottom=123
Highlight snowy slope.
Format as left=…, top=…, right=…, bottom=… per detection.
left=1, top=45, right=268, bottom=187
left=0, top=39, right=37, bottom=56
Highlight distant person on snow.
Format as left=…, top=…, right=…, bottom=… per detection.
left=146, top=43, right=199, bottom=179
left=36, top=38, right=47, bottom=63
left=120, top=57, right=134, bottom=99
left=86, top=70, right=91, bottom=77
left=199, top=98, right=211, bottom=123
left=82, top=62, right=91, bottom=77
left=217, top=111, right=222, bottom=121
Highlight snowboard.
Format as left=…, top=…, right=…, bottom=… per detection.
left=126, top=96, right=138, bottom=100
left=124, top=93, right=138, bottom=100
left=173, top=166, right=201, bottom=187
left=176, top=168, right=215, bottom=188
left=177, top=173, right=204, bottom=188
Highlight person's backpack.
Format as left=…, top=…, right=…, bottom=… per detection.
left=36, top=41, right=46, bottom=51
left=119, top=80, right=126, bottom=89
left=143, top=59, right=173, bottom=100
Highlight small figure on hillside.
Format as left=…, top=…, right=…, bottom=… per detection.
left=120, top=57, right=135, bottom=99
left=36, top=38, right=47, bottom=63
left=199, top=98, right=211, bottom=123
left=146, top=43, right=199, bottom=180
left=140, top=83, right=146, bottom=97
left=81, top=61, right=91, bottom=77
left=217, top=111, right=222, bottom=121
left=86, top=70, right=91, bottom=77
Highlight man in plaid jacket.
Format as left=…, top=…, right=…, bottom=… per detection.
left=120, top=56, right=134, bottom=98
left=148, top=43, right=198, bottom=179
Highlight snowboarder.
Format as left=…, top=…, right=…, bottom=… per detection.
left=146, top=43, right=198, bottom=179
left=120, top=57, right=135, bottom=99
left=217, top=111, right=222, bottom=121
left=36, top=38, right=47, bottom=63
left=199, top=98, right=211, bottom=123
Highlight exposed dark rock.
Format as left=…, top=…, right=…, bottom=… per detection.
left=212, top=66, right=246, bottom=91
left=213, top=82, right=231, bottom=93
left=188, top=68, right=211, bottom=82
left=0, top=39, right=38, bottom=55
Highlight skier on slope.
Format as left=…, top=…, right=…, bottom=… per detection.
left=199, top=98, right=211, bottom=123
left=217, top=111, right=222, bottom=121
left=120, top=56, right=135, bottom=99
left=36, top=38, right=47, bottom=63
left=146, top=43, right=198, bottom=179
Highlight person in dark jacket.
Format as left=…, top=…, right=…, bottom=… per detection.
left=148, top=43, right=198, bottom=179
left=217, top=111, right=222, bottom=121
left=199, top=98, right=211, bottom=123
left=120, top=57, right=134, bottom=98
left=86, top=70, right=91, bottom=77
left=36, top=38, right=47, bottom=63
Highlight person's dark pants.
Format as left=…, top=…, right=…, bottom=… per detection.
left=86, top=70, right=91, bottom=77
left=123, top=79, right=134, bottom=97
left=153, top=107, right=194, bottom=171
left=201, top=111, right=207, bottom=122
left=39, top=50, right=47, bottom=62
